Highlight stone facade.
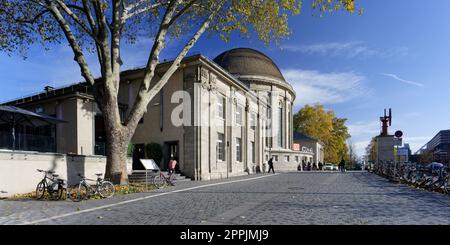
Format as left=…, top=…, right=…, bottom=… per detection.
left=376, top=136, right=398, bottom=163
left=3, top=48, right=305, bottom=181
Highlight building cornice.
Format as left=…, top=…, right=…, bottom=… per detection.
left=237, top=75, right=296, bottom=99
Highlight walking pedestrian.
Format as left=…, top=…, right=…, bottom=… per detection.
left=339, top=158, right=346, bottom=173
left=318, top=162, right=323, bottom=171
left=168, top=156, right=177, bottom=175
left=267, top=157, right=275, bottom=174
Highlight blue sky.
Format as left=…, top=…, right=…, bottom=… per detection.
left=1, top=0, right=450, bottom=156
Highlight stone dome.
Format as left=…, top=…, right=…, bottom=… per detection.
left=213, top=48, right=287, bottom=83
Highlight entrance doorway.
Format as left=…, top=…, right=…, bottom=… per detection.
left=132, top=144, right=146, bottom=170
left=163, top=141, right=179, bottom=171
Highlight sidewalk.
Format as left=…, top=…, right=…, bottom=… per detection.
left=0, top=173, right=272, bottom=225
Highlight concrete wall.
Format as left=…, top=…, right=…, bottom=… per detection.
left=57, top=99, right=79, bottom=154
left=0, top=150, right=132, bottom=197
left=268, top=149, right=308, bottom=172
left=76, top=98, right=95, bottom=155
left=376, top=136, right=396, bottom=163
left=131, top=70, right=186, bottom=171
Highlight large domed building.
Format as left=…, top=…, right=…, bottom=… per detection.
left=4, top=47, right=321, bottom=183
left=213, top=48, right=299, bottom=166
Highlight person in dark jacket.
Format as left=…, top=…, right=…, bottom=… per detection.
left=318, top=162, right=323, bottom=171
left=339, top=158, right=346, bottom=173
left=267, top=157, right=275, bottom=174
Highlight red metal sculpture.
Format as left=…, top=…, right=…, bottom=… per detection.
left=380, top=108, right=392, bottom=137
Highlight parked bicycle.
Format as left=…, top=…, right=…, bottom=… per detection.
left=35, top=169, right=66, bottom=200
left=68, top=173, right=115, bottom=202
left=153, top=171, right=176, bottom=188
left=374, top=161, right=450, bottom=194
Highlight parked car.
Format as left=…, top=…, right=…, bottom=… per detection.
left=332, top=165, right=339, bottom=171
left=323, top=164, right=334, bottom=171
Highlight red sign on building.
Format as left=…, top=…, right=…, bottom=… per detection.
left=293, top=143, right=300, bottom=151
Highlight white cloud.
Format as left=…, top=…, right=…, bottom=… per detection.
left=348, top=121, right=380, bottom=137
left=282, top=41, right=408, bottom=59
left=283, top=41, right=376, bottom=58
left=400, top=112, right=421, bottom=118
left=283, top=69, right=369, bottom=107
left=381, top=73, right=425, bottom=87
left=402, top=136, right=431, bottom=153
left=353, top=140, right=371, bottom=156
left=348, top=121, right=380, bottom=157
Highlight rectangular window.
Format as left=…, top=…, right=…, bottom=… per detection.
left=250, top=113, right=256, bottom=131
left=119, top=107, right=126, bottom=124
left=236, top=137, right=242, bottom=162
left=217, top=133, right=225, bottom=161
left=217, top=95, right=225, bottom=119
left=251, top=141, right=255, bottom=163
left=273, top=155, right=278, bottom=162
left=236, top=105, right=243, bottom=126
left=278, top=106, right=283, bottom=148
left=285, top=155, right=289, bottom=163
left=295, top=156, right=299, bottom=162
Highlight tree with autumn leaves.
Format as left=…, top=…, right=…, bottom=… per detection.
left=0, top=0, right=359, bottom=184
left=293, top=104, right=351, bottom=165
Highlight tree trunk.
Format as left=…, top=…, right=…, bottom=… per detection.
left=104, top=128, right=129, bottom=185
left=102, top=78, right=130, bottom=185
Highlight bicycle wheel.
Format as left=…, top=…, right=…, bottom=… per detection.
left=49, top=186, right=63, bottom=201
left=35, top=181, right=46, bottom=200
left=77, top=184, right=89, bottom=201
left=98, top=181, right=115, bottom=198
left=443, top=178, right=450, bottom=194
left=169, top=174, right=176, bottom=185
left=153, top=175, right=164, bottom=188
left=67, top=185, right=81, bottom=202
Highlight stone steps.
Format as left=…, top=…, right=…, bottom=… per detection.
left=128, top=170, right=191, bottom=183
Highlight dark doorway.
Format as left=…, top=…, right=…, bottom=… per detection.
left=163, top=141, right=179, bottom=171
left=132, top=144, right=146, bottom=170
left=94, top=115, right=106, bottom=156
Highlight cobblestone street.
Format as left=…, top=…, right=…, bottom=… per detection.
left=1, top=172, right=450, bottom=225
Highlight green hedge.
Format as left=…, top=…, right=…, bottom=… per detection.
left=127, top=143, right=134, bottom=157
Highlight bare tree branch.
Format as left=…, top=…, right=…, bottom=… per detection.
left=81, top=0, right=99, bottom=35
left=125, top=1, right=225, bottom=129
left=10, top=9, right=50, bottom=25
left=91, top=0, right=113, bottom=83
left=45, top=0, right=96, bottom=86
left=111, top=0, right=124, bottom=91
left=140, top=0, right=180, bottom=91
left=123, top=0, right=163, bottom=21
left=55, top=0, right=100, bottom=43
left=168, top=0, right=199, bottom=26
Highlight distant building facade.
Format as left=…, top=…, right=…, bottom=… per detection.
left=396, top=143, right=411, bottom=163
left=416, top=130, right=450, bottom=163
left=293, top=132, right=324, bottom=167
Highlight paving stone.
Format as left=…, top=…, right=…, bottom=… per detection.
left=0, top=172, right=449, bottom=225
